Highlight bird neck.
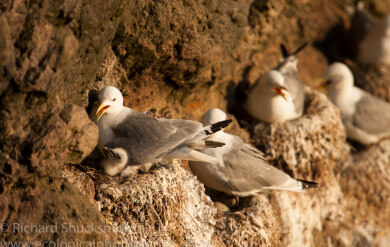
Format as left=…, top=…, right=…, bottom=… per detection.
left=207, top=130, right=227, bottom=141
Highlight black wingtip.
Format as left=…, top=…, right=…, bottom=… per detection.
left=297, top=179, right=319, bottom=189
left=205, top=140, right=226, bottom=148
left=291, top=42, right=308, bottom=56
left=102, top=147, right=115, bottom=158
left=213, top=119, right=233, bottom=130
left=280, top=44, right=289, bottom=58
left=205, top=119, right=233, bottom=135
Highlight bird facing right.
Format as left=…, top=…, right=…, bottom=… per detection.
left=321, top=62, right=390, bottom=145
left=189, top=108, right=317, bottom=197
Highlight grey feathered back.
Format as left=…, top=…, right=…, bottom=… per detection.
left=221, top=138, right=291, bottom=193
left=107, top=112, right=204, bottom=164
left=198, top=135, right=292, bottom=194
left=274, top=56, right=305, bottom=115
left=352, top=92, right=390, bottom=136
left=348, top=4, right=376, bottom=58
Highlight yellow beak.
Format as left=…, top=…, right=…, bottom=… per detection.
left=96, top=104, right=110, bottom=121
left=314, top=77, right=330, bottom=91
left=273, top=86, right=288, bottom=101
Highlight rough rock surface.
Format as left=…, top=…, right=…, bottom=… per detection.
left=2, top=0, right=390, bottom=245
left=95, top=161, right=216, bottom=246
left=251, top=88, right=347, bottom=180
left=0, top=0, right=123, bottom=242
left=240, top=88, right=346, bottom=246
left=337, top=140, right=390, bottom=246
left=215, top=195, right=281, bottom=247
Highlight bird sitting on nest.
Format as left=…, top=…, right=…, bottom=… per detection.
left=244, top=43, right=306, bottom=123
left=348, top=1, right=390, bottom=65
left=320, top=62, right=390, bottom=145
left=93, top=86, right=232, bottom=176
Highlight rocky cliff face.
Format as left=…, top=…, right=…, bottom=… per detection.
left=1, top=0, right=390, bottom=245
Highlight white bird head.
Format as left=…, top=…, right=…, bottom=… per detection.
left=323, top=62, right=354, bottom=92
left=201, top=108, right=227, bottom=126
left=96, top=86, right=124, bottom=121
left=263, top=70, right=289, bottom=101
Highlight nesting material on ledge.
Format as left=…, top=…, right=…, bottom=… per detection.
left=244, top=87, right=346, bottom=246
left=269, top=191, right=321, bottom=247
left=337, top=140, right=390, bottom=245
left=250, top=87, right=347, bottom=180
left=94, top=161, right=216, bottom=246
left=215, top=195, right=281, bottom=247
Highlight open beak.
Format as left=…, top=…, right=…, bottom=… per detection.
left=273, top=86, right=288, bottom=101
left=96, top=104, right=110, bottom=121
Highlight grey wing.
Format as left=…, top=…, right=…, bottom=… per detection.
left=279, top=63, right=305, bottom=114
left=158, top=118, right=204, bottom=143
left=106, top=136, right=180, bottom=165
left=112, top=112, right=176, bottom=141
left=111, top=113, right=202, bottom=164
left=222, top=138, right=291, bottom=193
left=353, top=93, right=390, bottom=136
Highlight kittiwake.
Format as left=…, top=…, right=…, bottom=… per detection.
left=95, top=86, right=232, bottom=176
left=358, top=15, right=390, bottom=65
left=347, top=1, right=376, bottom=59
left=321, top=62, right=390, bottom=145
left=244, top=44, right=305, bottom=123
left=189, top=108, right=318, bottom=197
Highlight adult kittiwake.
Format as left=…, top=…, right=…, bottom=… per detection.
left=189, top=108, right=318, bottom=197
left=95, top=86, right=232, bottom=176
left=244, top=44, right=305, bottom=123
left=321, top=62, right=390, bottom=145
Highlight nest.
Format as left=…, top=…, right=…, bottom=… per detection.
left=233, top=87, right=347, bottom=246
left=215, top=195, right=281, bottom=247
left=66, top=157, right=289, bottom=246
left=338, top=140, right=390, bottom=230
left=94, top=161, right=216, bottom=246
left=249, top=87, right=347, bottom=181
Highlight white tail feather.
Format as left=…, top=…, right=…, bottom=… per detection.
left=165, top=147, right=219, bottom=164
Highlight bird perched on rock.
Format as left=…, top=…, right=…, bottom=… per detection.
left=346, top=1, right=376, bottom=59
left=95, top=86, right=232, bottom=176
left=244, top=44, right=305, bottom=123
left=321, top=62, right=390, bottom=145
left=357, top=15, right=390, bottom=65
left=189, top=108, right=318, bottom=197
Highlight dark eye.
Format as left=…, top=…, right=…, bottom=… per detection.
left=113, top=98, right=116, bottom=101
